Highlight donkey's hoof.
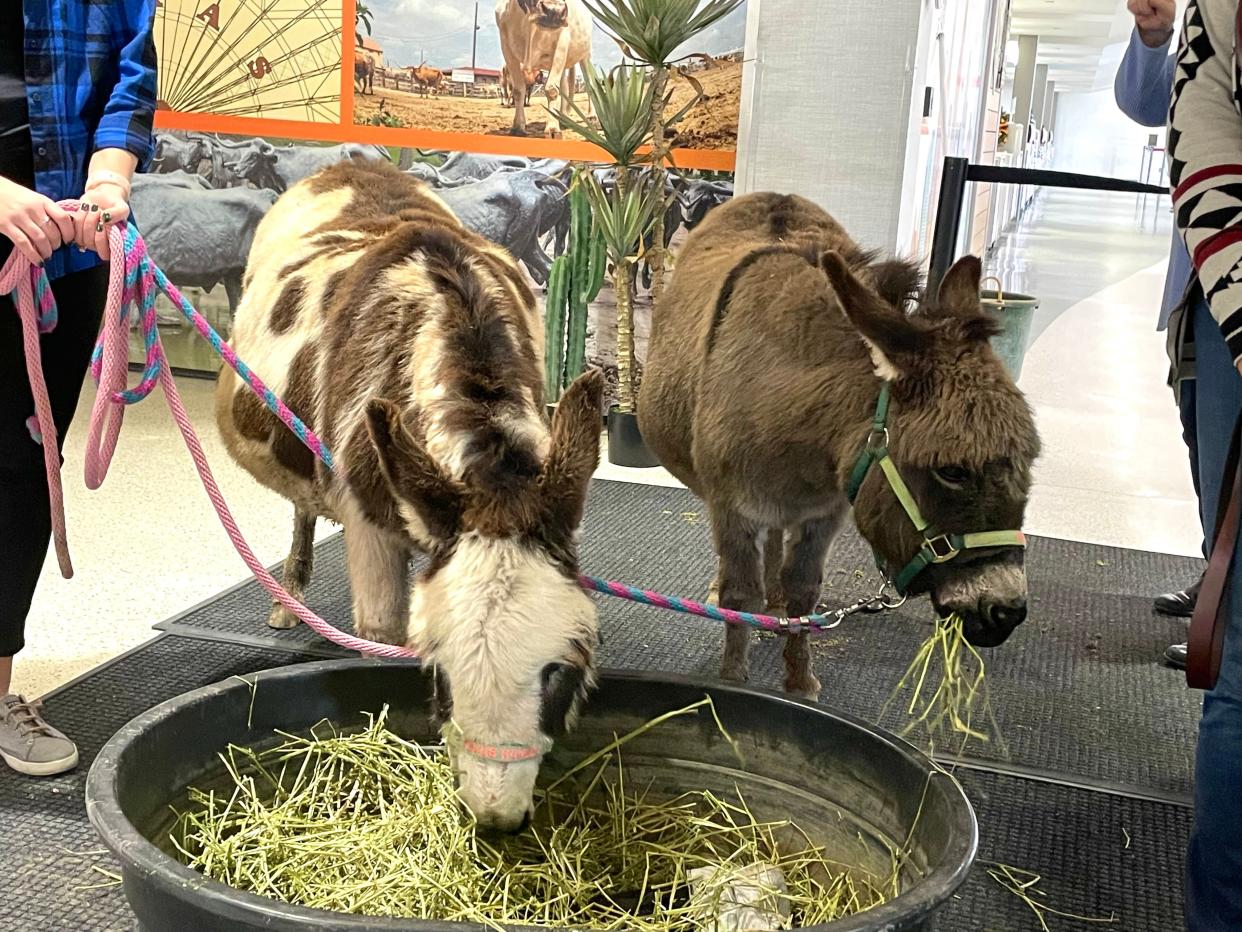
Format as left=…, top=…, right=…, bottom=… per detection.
left=784, top=675, right=822, bottom=703
left=720, top=663, right=749, bottom=684
left=356, top=622, right=407, bottom=647
left=266, top=605, right=299, bottom=630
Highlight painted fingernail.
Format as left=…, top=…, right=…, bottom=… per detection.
left=95, top=223, right=104, bottom=232
left=91, top=204, right=99, bottom=213
left=102, top=211, right=111, bottom=223
left=80, top=202, right=88, bottom=211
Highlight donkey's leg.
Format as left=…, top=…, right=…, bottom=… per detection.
left=763, top=527, right=787, bottom=616
left=267, top=507, right=316, bottom=630
left=711, top=504, right=765, bottom=684
left=344, top=519, right=410, bottom=646
left=780, top=501, right=848, bottom=700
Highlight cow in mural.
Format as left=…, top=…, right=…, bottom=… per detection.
left=439, top=151, right=533, bottom=182
left=410, top=62, right=444, bottom=97
left=639, top=193, right=1040, bottom=700
left=225, top=140, right=389, bottom=193
left=438, top=169, right=569, bottom=285
left=501, top=63, right=543, bottom=108
left=151, top=132, right=210, bottom=175
left=129, top=173, right=277, bottom=316
left=215, top=159, right=604, bottom=832
left=495, top=0, right=592, bottom=137
left=355, top=58, right=374, bottom=95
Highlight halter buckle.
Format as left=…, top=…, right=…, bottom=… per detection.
left=925, top=534, right=960, bottom=563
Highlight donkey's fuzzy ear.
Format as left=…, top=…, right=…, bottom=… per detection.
left=933, top=255, right=1003, bottom=344
left=365, top=399, right=462, bottom=541
left=540, top=368, right=604, bottom=538
left=820, top=251, right=932, bottom=381
left=936, top=255, right=983, bottom=313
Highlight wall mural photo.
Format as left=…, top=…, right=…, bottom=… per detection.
left=351, top=0, right=745, bottom=165
left=143, top=1, right=743, bottom=407
left=154, top=0, right=344, bottom=121
left=140, top=131, right=733, bottom=404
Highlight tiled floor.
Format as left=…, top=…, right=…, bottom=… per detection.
left=9, top=188, right=1197, bottom=698
left=992, top=190, right=1200, bottom=559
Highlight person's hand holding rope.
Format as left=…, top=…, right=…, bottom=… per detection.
left=74, top=168, right=131, bottom=261
left=0, top=176, right=76, bottom=266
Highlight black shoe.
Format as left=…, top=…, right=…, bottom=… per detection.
left=1164, top=642, right=1187, bottom=670
left=1154, top=576, right=1203, bottom=617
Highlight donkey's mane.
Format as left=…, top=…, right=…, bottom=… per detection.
left=707, top=239, right=924, bottom=353
left=415, top=227, right=543, bottom=499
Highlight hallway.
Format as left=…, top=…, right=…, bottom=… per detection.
left=992, top=189, right=1201, bottom=559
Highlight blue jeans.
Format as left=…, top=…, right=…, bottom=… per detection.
left=1180, top=379, right=1203, bottom=557
left=1186, top=297, right=1242, bottom=930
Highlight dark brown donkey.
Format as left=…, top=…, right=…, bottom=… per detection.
left=639, top=193, right=1040, bottom=699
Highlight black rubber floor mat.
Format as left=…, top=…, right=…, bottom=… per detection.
left=155, top=478, right=1204, bottom=799
left=1, top=635, right=1191, bottom=931
left=0, top=636, right=316, bottom=932
left=941, top=768, right=1188, bottom=931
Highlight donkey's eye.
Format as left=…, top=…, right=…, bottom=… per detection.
left=933, top=466, right=971, bottom=488
left=539, top=662, right=584, bottom=738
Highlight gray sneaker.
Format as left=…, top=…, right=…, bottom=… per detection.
left=0, top=694, right=79, bottom=776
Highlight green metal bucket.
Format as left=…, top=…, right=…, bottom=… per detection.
left=980, top=280, right=1039, bottom=381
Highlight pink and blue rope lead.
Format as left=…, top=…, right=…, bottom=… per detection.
left=4, top=212, right=845, bottom=658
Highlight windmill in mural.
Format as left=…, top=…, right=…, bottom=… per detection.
left=154, top=0, right=343, bottom=121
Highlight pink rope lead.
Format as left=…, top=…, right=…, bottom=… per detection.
left=3, top=209, right=853, bottom=663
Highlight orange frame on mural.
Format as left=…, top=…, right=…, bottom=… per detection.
left=151, top=0, right=738, bottom=173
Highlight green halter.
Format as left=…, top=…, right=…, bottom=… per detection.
left=845, top=383, right=1027, bottom=595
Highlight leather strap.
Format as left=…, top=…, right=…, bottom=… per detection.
left=1188, top=408, right=1242, bottom=689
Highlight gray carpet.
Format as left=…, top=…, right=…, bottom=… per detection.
left=0, top=634, right=1190, bottom=931
left=158, top=478, right=1203, bottom=800
left=0, top=636, right=317, bottom=932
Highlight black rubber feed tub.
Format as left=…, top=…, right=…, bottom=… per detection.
left=86, top=661, right=977, bottom=932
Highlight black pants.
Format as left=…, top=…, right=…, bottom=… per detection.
left=0, top=264, right=108, bottom=657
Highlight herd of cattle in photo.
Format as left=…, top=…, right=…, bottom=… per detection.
left=137, top=131, right=735, bottom=318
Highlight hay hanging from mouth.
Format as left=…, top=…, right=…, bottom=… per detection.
left=172, top=701, right=900, bottom=930
left=883, top=613, right=1004, bottom=751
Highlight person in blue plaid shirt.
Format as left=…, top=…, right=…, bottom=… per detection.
left=0, top=0, right=157, bottom=777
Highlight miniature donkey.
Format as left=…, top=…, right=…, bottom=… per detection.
left=216, top=160, right=604, bottom=832
left=640, top=192, right=1040, bottom=699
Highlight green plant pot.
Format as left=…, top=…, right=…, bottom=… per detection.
left=981, top=290, right=1039, bottom=382
left=607, top=409, right=660, bottom=468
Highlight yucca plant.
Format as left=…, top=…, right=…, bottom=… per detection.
left=355, top=1, right=373, bottom=47
left=582, top=169, right=667, bottom=412
left=583, top=0, right=744, bottom=65
left=584, top=0, right=743, bottom=299
left=556, top=65, right=657, bottom=167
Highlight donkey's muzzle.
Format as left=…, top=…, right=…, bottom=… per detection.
left=962, top=597, right=1027, bottom=647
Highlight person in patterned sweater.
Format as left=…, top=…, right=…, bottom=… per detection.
left=1168, top=0, right=1242, bottom=926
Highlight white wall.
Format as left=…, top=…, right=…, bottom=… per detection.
left=735, top=0, right=926, bottom=250
left=1052, top=89, right=1166, bottom=181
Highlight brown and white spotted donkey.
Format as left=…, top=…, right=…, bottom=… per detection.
left=215, top=159, right=604, bottom=832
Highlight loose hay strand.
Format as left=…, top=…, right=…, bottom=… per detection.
left=883, top=612, right=1004, bottom=750
left=174, top=702, right=898, bottom=929
left=985, top=862, right=1118, bottom=930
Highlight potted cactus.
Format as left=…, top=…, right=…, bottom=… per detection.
left=557, top=0, right=742, bottom=467
left=544, top=174, right=607, bottom=419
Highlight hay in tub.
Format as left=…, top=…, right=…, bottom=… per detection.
left=173, top=699, right=902, bottom=929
